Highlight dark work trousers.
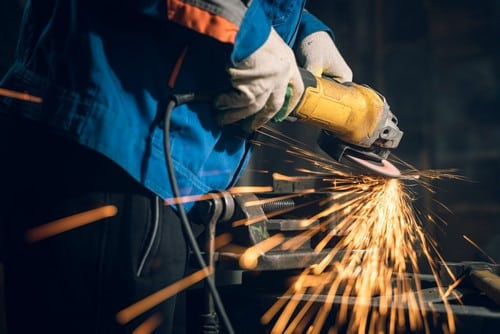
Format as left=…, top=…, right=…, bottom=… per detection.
left=0, top=115, right=188, bottom=333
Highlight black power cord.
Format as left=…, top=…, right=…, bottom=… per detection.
left=164, top=94, right=235, bottom=334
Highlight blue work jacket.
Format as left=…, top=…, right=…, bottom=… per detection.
left=0, top=0, right=331, bottom=210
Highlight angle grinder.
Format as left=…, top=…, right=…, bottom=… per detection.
left=289, top=69, right=404, bottom=178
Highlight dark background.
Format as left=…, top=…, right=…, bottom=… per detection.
left=1, top=1, right=499, bottom=330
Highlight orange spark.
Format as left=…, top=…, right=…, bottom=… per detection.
left=239, top=233, right=285, bottom=270
left=443, top=276, right=465, bottom=299
left=272, top=172, right=318, bottom=182
left=229, top=186, right=273, bottom=194
left=116, top=267, right=212, bottom=325
left=164, top=193, right=215, bottom=206
left=281, top=226, right=319, bottom=251
left=0, top=87, right=42, bottom=103
left=261, top=285, right=295, bottom=325
left=132, top=313, right=163, bottom=334
left=230, top=124, right=460, bottom=333
left=264, top=176, right=457, bottom=334
left=231, top=213, right=268, bottom=228
left=26, top=205, right=117, bottom=242
left=163, top=186, right=273, bottom=206
left=463, top=235, right=496, bottom=264
left=214, top=233, right=233, bottom=250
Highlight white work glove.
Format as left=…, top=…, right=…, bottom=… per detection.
left=215, top=28, right=304, bottom=131
left=295, top=31, right=353, bottom=83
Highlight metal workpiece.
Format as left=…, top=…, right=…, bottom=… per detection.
left=470, top=270, right=500, bottom=306
left=215, top=190, right=341, bottom=271
left=440, top=261, right=500, bottom=306
left=192, top=177, right=346, bottom=271
left=190, top=185, right=500, bottom=333
left=439, top=261, right=500, bottom=281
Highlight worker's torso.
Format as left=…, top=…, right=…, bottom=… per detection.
left=0, top=0, right=306, bottom=207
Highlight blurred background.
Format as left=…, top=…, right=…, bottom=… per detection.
left=1, top=0, right=499, bottom=330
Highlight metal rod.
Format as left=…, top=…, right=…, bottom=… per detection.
left=469, top=269, right=500, bottom=306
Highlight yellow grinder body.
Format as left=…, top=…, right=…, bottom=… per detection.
left=291, top=69, right=402, bottom=150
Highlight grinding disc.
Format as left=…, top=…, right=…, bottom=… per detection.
left=344, top=154, right=401, bottom=178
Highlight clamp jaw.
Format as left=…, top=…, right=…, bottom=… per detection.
left=192, top=175, right=352, bottom=271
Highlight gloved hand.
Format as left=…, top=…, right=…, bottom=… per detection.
left=215, top=28, right=304, bottom=131
left=295, top=31, right=353, bottom=83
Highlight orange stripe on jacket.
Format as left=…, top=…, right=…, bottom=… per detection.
left=167, top=0, right=238, bottom=44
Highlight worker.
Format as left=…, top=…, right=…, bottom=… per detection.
left=0, top=0, right=352, bottom=333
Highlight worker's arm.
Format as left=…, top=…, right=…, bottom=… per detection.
left=103, top=0, right=269, bottom=61
left=163, top=0, right=300, bottom=130
left=112, top=0, right=307, bottom=130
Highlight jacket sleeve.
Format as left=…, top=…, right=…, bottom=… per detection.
left=295, top=10, right=335, bottom=44
left=119, top=0, right=271, bottom=66
left=111, top=0, right=248, bottom=43
left=165, top=0, right=247, bottom=44
left=166, top=0, right=272, bottom=66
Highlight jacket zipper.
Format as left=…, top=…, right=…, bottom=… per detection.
left=136, top=196, right=160, bottom=277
